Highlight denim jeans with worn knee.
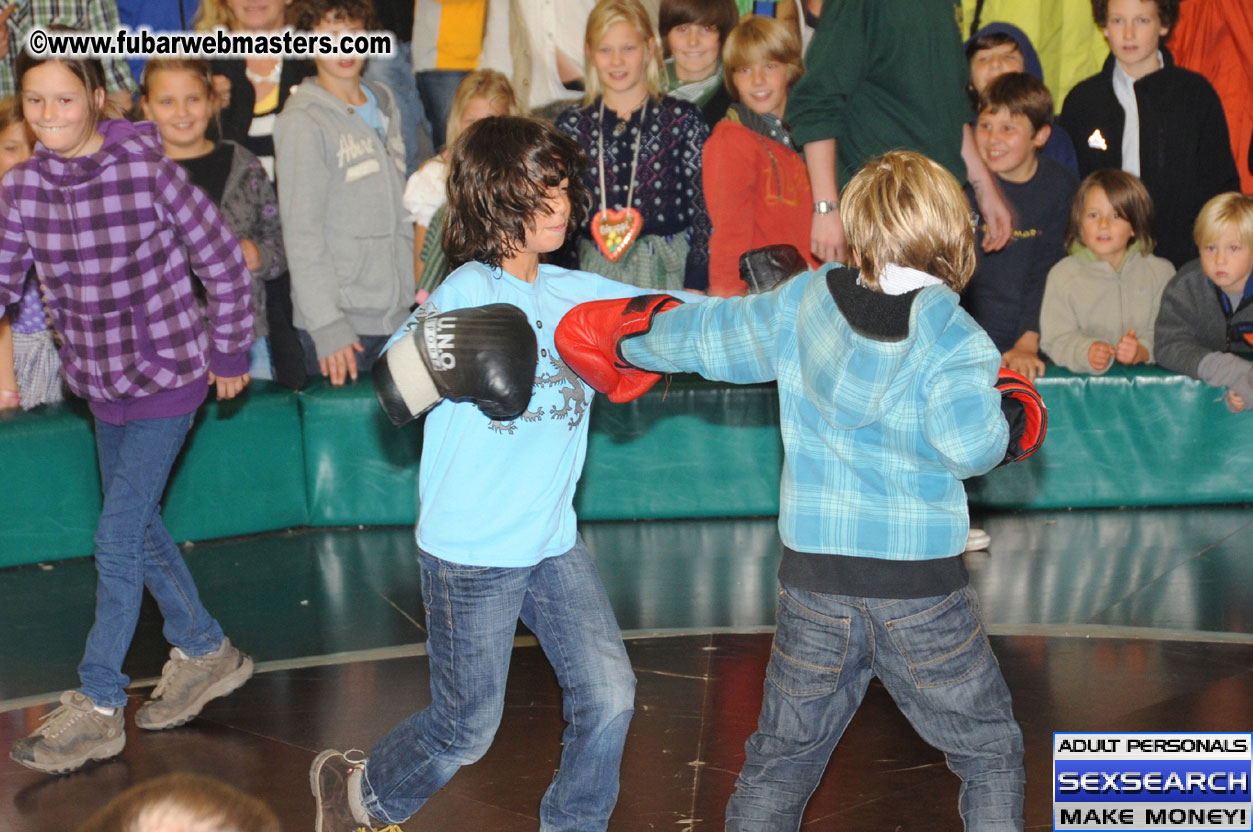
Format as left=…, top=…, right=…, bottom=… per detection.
left=361, top=537, right=636, bottom=831
left=78, top=414, right=226, bottom=708
left=726, top=583, right=1024, bottom=832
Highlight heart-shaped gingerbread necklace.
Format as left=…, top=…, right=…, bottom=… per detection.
left=592, top=98, right=647, bottom=262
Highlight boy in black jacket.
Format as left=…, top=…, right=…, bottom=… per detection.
left=1058, top=0, right=1239, bottom=269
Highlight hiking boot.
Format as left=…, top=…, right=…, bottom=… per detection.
left=10, top=691, right=125, bottom=774
left=135, top=637, right=254, bottom=730
left=310, top=749, right=380, bottom=832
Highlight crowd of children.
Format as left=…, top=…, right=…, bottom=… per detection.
left=0, top=0, right=1246, bottom=402
left=1, top=0, right=1250, bottom=828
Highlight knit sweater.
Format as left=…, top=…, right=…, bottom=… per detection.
left=703, top=116, right=817, bottom=296
left=1039, top=244, right=1175, bottom=374
left=0, top=119, right=253, bottom=424
left=555, top=96, right=713, bottom=290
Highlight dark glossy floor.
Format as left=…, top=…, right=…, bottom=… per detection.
left=2, top=506, right=1252, bottom=831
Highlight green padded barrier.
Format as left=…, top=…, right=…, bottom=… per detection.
left=0, top=382, right=306, bottom=566
left=967, top=364, right=1253, bottom=509
left=299, top=378, right=423, bottom=526
left=162, top=381, right=308, bottom=542
left=6, top=364, right=1252, bottom=568
left=299, top=376, right=784, bottom=527
left=576, top=379, right=783, bottom=519
left=0, top=396, right=100, bottom=568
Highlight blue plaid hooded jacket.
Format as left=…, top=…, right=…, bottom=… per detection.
left=621, top=264, right=1008, bottom=560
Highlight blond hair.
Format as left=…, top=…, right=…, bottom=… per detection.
left=193, top=0, right=297, bottom=30
left=445, top=70, right=522, bottom=150
left=583, top=0, right=664, bottom=105
left=76, top=773, right=280, bottom=832
left=192, top=0, right=237, bottom=30
left=721, top=15, right=803, bottom=99
left=1193, top=192, right=1253, bottom=250
left=841, top=151, right=976, bottom=292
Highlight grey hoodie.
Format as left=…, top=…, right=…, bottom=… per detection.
left=274, top=77, right=414, bottom=359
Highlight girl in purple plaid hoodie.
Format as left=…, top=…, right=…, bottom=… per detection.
left=2, top=52, right=257, bottom=775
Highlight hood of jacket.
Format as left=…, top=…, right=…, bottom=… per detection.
left=283, top=75, right=396, bottom=122
left=798, top=266, right=964, bottom=431
left=966, top=22, right=1045, bottom=82
left=30, top=118, right=165, bottom=188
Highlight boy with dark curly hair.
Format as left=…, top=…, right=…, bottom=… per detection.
left=309, top=115, right=701, bottom=832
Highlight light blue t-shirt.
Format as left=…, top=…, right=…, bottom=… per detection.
left=385, top=261, right=686, bottom=567
left=352, top=85, right=385, bottom=142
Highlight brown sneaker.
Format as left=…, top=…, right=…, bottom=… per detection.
left=135, top=637, right=254, bottom=730
left=10, top=691, right=125, bottom=774
left=310, top=749, right=378, bottom=832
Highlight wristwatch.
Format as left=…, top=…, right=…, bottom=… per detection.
left=813, top=200, right=837, bottom=215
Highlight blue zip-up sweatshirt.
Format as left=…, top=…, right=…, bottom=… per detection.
left=622, top=265, right=1008, bottom=594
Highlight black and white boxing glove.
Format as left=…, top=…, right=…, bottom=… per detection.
left=373, top=303, right=539, bottom=425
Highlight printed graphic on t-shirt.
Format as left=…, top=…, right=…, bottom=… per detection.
left=410, top=302, right=588, bottom=434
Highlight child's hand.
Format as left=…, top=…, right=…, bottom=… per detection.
left=240, top=239, right=262, bottom=271
left=320, top=341, right=365, bottom=386
left=1227, top=390, right=1246, bottom=412
left=1002, top=348, right=1045, bottom=380
left=208, top=372, right=250, bottom=400
left=1115, top=329, right=1149, bottom=364
left=1088, top=341, right=1115, bottom=371
left=0, top=388, right=19, bottom=410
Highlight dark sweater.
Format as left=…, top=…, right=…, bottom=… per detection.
left=962, top=156, right=1078, bottom=352
left=209, top=58, right=316, bottom=167
left=1058, top=49, right=1240, bottom=268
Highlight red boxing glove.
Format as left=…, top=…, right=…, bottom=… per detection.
left=555, top=294, right=682, bottom=402
left=996, top=367, right=1046, bottom=464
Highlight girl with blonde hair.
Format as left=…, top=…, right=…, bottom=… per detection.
left=555, top=0, right=713, bottom=291
left=403, top=70, right=521, bottom=294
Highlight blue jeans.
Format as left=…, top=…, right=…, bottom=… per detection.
left=78, top=414, right=225, bottom=708
left=363, top=40, right=432, bottom=175
left=247, top=335, right=273, bottom=381
left=726, top=584, right=1024, bottom=832
left=416, top=69, right=470, bottom=153
left=361, top=539, right=636, bottom=830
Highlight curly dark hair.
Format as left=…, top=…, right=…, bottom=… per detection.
left=443, top=117, right=588, bottom=270
left=291, top=0, right=378, bottom=31
left=1090, top=0, right=1179, bottom=33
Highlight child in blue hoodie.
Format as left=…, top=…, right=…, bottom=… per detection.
left=559, top=150, right=1029, bottom=830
